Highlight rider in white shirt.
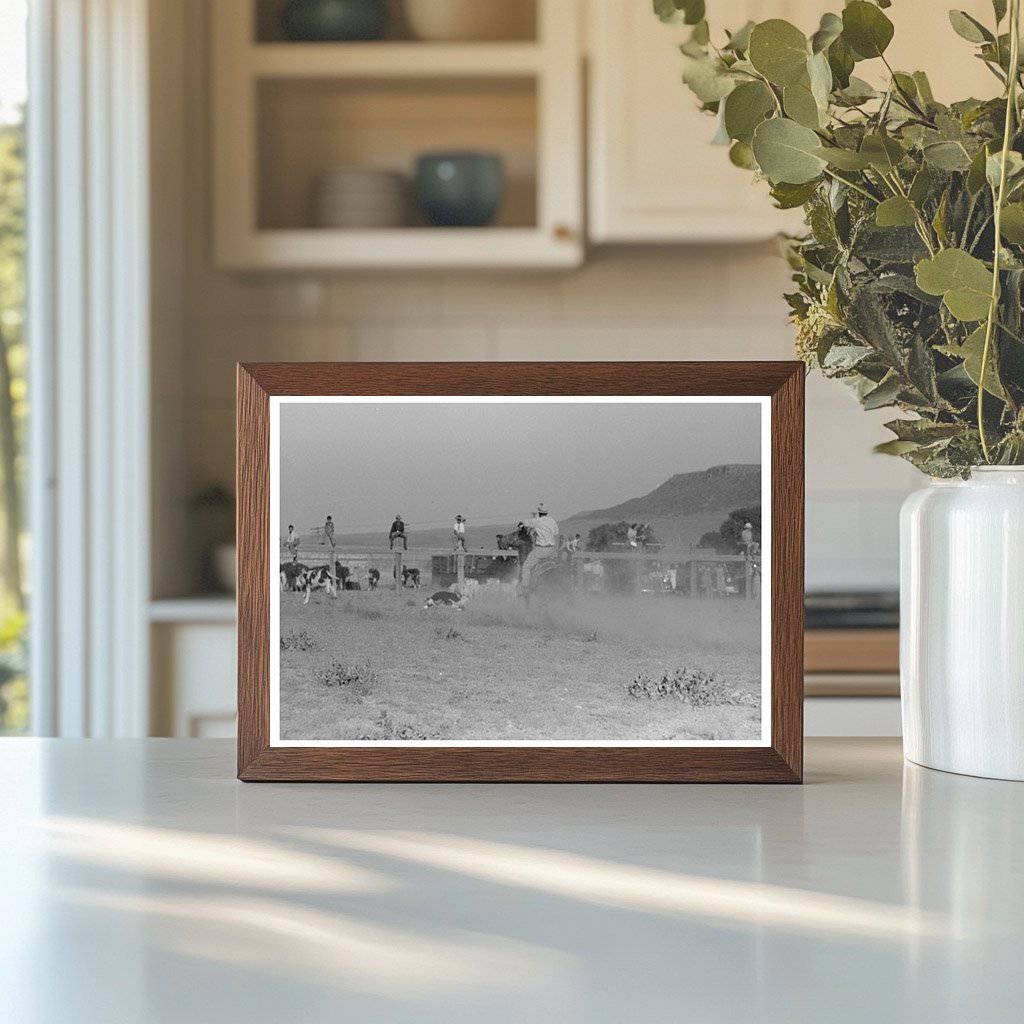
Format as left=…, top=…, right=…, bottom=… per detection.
left=520, top=503, right=559, bottom=591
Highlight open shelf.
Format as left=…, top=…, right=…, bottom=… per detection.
left=257, top=76, right=537, bottom=231
left=213, top=0, right=581, bottom=268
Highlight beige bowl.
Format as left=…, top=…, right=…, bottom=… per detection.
left=315, top=168, right=410, bottom=228
left=404, top=0, right=534, bottom=42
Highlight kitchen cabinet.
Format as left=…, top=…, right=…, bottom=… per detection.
left=211, top=0, right=583, bottom=269
left=587, top=0, right=999, bottom=244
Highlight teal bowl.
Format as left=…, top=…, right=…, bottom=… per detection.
left=281, top=0, right=388, bottom=42
left=415, top=152, right=505, bottom=228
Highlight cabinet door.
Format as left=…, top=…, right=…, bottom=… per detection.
left=588, top=1, right=815, bottom=243
left=588, top=1, right=1003, bottom=245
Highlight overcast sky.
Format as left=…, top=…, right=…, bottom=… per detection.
left=279, top=400, right=762, bottom=534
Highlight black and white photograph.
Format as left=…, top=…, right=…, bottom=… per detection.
left=270, top=396, right=770, bottom=746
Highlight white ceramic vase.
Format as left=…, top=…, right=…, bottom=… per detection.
left=900, top=468, right=1024, bottom=780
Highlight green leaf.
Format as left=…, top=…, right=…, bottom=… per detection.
left=1000, top=202, right=1024, bottom=242
left=842, top=1, right=894, bottom=60
left=912, top=71, right=935, bottom=105
left=860, top=133, right=905, bottom=172
left=923, top=141, right=973, bottom=171
left=770, top=179, right=820, bottom=209
left=875, top=196, right=918, bottom=228
left=836, top=75, right=877, bottom=104
left=885, top=419, right=963, bottom=443
left=827, top=35, right=855, bottom=89
left=948, top=10, right=993, bottom=44
left=807, top=51, right=833, bottom=110
left=994, top=0, right=1008, bottom=24
left=915, top=249, right=994, bottom=321
left=814, top=146, right=872, bottom=170
left=681, top=55, right=737, bottom=103
left=967, top=143, right=993, bottom=193
left=862, top=375, right=902, bottom=409
left=654, top=0, right=705, bottom=25
left=728, top=140, right=758, bottom=170
left=874, top=439, right=922, bottom=455
left=810, top=12, right=843, bottom=54
left=724, top=20, right=755, bottom=53
left=752, top=117, right=827, bottom=184
left=986, top=150, right=1024, bottom=190
left=909, top=165, right=936, bottom=205
left=748, top=19, right=810, bottom=87
left=783, top=83, right=822, bottom=128
left=958, top=324, right=1007, bottom=398
left=723, top=81, right=775, bottom=143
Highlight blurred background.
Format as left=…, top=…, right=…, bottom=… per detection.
left=1, top=0, right=999, bottom=740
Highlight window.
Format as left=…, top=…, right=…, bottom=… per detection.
left=0, top=0, right=28, bottom=734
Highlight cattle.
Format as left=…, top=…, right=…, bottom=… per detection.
left=401, top=567, right=421, bottom=588
left=424, top=590, right=467, bottom=610
left=344, top=579, right=362, bottom=591
left=367, top=568, right=380, bottom=590
left=301, top=565, right=337, bottom=604
left=334, top=562, right=351, bottom=585
left=280, top=562, right=309, bottom=592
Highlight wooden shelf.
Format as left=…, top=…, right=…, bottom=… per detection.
left=249, top=42, right=545, bottom=79
left=218, top=227, right=579, bottom=270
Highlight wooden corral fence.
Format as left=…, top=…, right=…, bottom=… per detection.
left=284, top=546, right=518, bottom=589
left=282, top=543, right=760, bottom=599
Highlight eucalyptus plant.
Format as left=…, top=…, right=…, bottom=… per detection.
left=659, top=0, right=1024, bottom=475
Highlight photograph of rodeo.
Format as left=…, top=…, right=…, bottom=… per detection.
left=275, top=399, right=766, bottom=743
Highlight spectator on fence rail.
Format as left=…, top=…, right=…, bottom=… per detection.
left=520, top=504, right=559, bottom=592
left=453, top=515, right=467, bottom=552
left=324, top=515, right=335, bottom=551
left=389, top=514, right=408, bottom=550
left=741, top=521, right=754, bottom=553
left=627, top=523, right=639, bottom=549
left=285, top=524, right=299, bottom=560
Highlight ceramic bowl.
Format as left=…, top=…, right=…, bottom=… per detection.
left=415, top=152, right=505, bottom=227
left=280, top=0, right=388, bottom=42
left=404, top=0, right=534, bottom=42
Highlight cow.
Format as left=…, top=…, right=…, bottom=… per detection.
left=301, top=565, right=337, bottom=604
left=280, top=561, right=309, bottom=592
left=334, top=562, right=351, bottom=586
left=367, top=568, right=380, bottom=590
left=424, top=590, right=467, bottom=610
left=344, top=579, right=362, bottom=590
left=401, top=567, right=421, bottom=588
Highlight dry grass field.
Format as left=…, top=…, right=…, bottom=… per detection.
left=278, top=587, right=762, bottom=742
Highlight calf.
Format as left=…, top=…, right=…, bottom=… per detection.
left=401, top=566, right=421, bottom=588
left=424, top=590, right=467, bottom=610
left=301, top=565, right=337, bottom=604
left=280, top=562, right=309, bottom=592
left=367, top=568, right=380, bottom=590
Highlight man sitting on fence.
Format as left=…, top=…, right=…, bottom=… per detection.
left=389, top=514, right=408, bottom=550
left=453, top=514, right=467, bottom=552
left=519, top=503, right=559, bottom=594
left=285, top=524, right=300, bottom=560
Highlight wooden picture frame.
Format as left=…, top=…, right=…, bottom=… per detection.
left=237, top=362, right=804, bottom=782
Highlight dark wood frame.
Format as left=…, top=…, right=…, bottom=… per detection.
left=237, top=362, right=804, bottom=782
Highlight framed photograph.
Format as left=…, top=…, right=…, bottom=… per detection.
left=237, top=362, right=803, bottom=782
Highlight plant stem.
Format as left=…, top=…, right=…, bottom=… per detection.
left=821, top=167, right=879, bottom=203
left=979, top=0, right=1021, bottom=463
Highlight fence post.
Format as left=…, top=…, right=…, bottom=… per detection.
left=745, top=557, right=753, bottom=601
left=689, top=559, right=698, bottom=597
left=456, top=551, right=465, bottom=589
left=394, top=549, right=403, bottom=585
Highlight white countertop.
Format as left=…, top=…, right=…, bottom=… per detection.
left=1, top=738, right=1021, bottom=1023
